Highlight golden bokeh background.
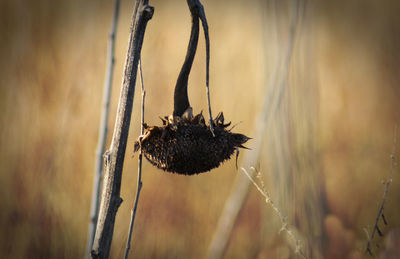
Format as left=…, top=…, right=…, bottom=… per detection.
left=1, top=0, right=400, bottom=258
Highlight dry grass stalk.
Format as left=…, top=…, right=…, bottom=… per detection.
left=242, top=167, right=307, bottom=259
left=365, top=125, right=398, bottom=256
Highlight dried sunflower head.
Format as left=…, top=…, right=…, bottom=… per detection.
left=134, top=111, right=250, bottom=175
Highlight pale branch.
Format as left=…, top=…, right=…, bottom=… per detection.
left=365, top=125, right=398, bottom=256
left=90, top=1, right=153, bottom=258
left=124, top=59, right=145, bottom=259
left=206, top=1, right=305, bottom=258
left=86, top=0, right=120, bottom=258
left=242, top=167, right=307, bottom=259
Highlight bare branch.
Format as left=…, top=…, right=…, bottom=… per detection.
left=90, top=1, right=153, bottom=258
left=86, top=1, right=121, bottom=258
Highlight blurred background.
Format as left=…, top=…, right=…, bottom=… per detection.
left=1, top=0, right=400, bottom=258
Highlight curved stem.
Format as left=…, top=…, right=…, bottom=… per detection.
left=197, top=2, right=214, bottom=135
left=173, top=1, right=200, bottom=117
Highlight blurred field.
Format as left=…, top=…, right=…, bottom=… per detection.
left=1, top=0, right=400, bottom=258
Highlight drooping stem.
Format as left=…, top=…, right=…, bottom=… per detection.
left=173, top=1, right=200, bottom=117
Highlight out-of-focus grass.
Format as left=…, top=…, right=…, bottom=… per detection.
left=1, top=0, right=400, bottom=258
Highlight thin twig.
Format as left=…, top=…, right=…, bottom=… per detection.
left=196, top=0, right=214, bottom=136
left=365, top=125, right=398, bottom=256
left=242, top=167, right=307, bottom=259
left=124, top=59, right=145, bottom=259
left=91, top=2, right=153, bottom=258
left=86, top=0, right=120, bottom=258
